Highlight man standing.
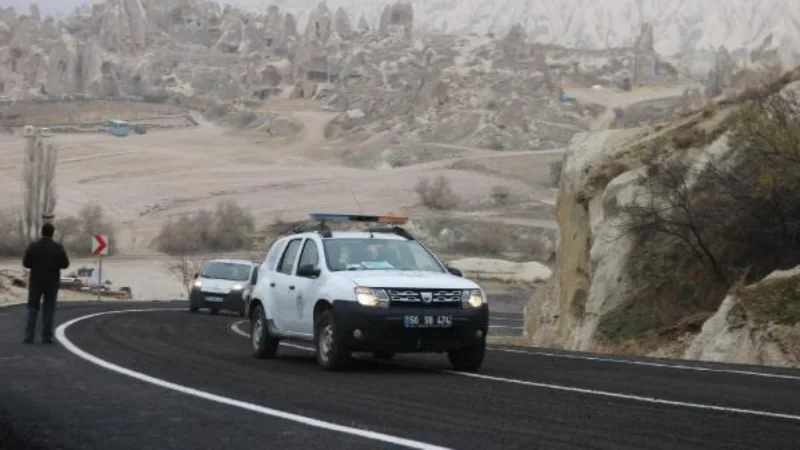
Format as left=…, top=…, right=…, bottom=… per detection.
left=22, top=223, right=70, bottom=344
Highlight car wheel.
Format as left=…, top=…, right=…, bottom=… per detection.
left=189, top=306, right=198, bottom=313
left=372, top=351, right=395, bottom=360
left=315, top=310, right=350, bottom=371
left=210, top=308, right=219, bottom=315
left=447, top=340, right=486, bottom=372
left=251, top=304, right=279, bottom=359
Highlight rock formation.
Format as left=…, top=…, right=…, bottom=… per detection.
left=524, top=69, right=800, bottom=367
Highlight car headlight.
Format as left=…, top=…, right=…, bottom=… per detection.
left=355, top=286, right=389, bottom=308
left=231, top=284, right=243, bottom=290
left=462, top=289, right=484, bottom=308
left=193, top=280, right=202, bottom=288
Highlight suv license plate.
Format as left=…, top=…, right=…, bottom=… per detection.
left=404, top=314, right=452, bottom=328
left=205, top=296, right=223, bottom=302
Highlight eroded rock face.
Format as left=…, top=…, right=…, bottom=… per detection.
left=379, top=2, right=413, bottom=38
left=524, top=72, right=800, bottom=367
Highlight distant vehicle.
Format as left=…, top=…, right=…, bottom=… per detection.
left=190, top=259, right=259, bottom=316
left=107, top=119, right=129, bottom=137
left=245, top=213, right=489, bottom=372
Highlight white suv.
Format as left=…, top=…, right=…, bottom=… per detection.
left=245, top=213, right=489, bottom=371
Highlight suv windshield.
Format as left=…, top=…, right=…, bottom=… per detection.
left=322, top=238, right=446, bottom=272
left=200, top=261, right=251, bottom=281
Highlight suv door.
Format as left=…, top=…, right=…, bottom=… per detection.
left=290, top=238, right=323, bottom=336
left=273, top=237, right=304, bottom=335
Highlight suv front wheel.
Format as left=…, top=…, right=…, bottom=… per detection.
left=315, top=310, right=351, bottom=371
left=251, top=304, right=280, bottom=359
left=447, top=340, right=486, bottom=372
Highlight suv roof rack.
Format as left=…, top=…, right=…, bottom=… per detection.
left=292, top=213, right=414, bottom=240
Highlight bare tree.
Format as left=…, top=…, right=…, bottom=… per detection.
left=165, top=255, right=208, bottom=296
left=20, top=127, right=58, bottom=244
left=618, top=85, right=800, bottom=283
left=617, top=155, right=724, bottom=278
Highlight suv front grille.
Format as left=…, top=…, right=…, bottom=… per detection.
left=385, top=288, right=463, bottom=308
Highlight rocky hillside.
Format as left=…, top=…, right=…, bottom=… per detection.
left=524, top=66, right=800, bottom=367
left=242, top=0, right=800, bottom=74
left=1, top=0, right=694, bottom=150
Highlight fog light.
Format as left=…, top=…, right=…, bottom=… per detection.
left=353, top=329, right=363, bottom=339
left=476, top=330, right=483, bottom=338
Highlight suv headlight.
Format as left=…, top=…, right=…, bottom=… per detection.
left=193, top=280, right=202, bottom=288
left=355, top=286, right=389, bottom=308
left=461, top=289, right=485, bottom=308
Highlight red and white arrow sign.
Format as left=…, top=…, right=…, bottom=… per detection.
left=91, top=235, right=109, bottom=256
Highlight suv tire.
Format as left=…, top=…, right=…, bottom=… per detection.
left=447, top=340, right=486, bottom=372
left=251, top=304, right=280, bottom=359
left=315, top=310, right=350, bottom=371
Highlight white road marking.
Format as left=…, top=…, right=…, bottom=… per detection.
left=490, top=348, right=800, bottom=382
left=229, top=321, right=800, bottom=422
left=488, top=325, right=523, bottom=330
left=55, top=309, right=451, bottom=450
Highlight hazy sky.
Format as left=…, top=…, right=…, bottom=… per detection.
left=3, top=0, right=248, bottom=16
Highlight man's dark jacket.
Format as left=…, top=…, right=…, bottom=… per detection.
left=22, top=237, right=70, bottom=289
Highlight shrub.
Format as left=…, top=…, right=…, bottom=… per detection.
left=489, top=185, right=511, bottom=205
left=154, top=200, right=256, bottom=255
left=414, top=175, right=459, bottom=210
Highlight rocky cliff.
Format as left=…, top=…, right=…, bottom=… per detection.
left=524, top=67, right=800, bottom=367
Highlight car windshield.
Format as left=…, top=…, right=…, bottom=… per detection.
left=322, top=238, right=446, bottom=272
left=199, top=262, right=251, bottom=281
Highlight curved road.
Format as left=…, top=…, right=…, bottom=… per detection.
left=1, top=302, right=799, bottom=450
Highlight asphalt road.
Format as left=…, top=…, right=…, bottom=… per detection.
left=1, top=301, right=799, bottom=450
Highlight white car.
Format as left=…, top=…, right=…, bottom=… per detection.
left=245, top=213, right=489, bottom=371
left=190, top=258, right=259, bottom=316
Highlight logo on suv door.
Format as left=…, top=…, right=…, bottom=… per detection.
left=421, top=292, right=432, bottom=303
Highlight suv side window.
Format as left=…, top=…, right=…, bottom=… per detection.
left=296, top=238, right=320, bottom=272
left=277, top=238, right=303, bottom=275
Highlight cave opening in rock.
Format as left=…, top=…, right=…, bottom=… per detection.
left=266, top=37, right=272, bottom=47
left=100, top=61, right=118, bottom=97
left=132, top=74, right=142, bottom=95
left=11, top=48, right=22, bottom=72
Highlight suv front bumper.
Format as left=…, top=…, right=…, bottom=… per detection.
left=331, top=301, right=489, bottom=353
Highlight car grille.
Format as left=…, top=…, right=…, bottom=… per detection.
left=385, top=288, right=463, bottom=308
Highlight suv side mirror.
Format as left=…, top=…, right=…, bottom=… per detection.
left=297, top=264, right=321, bottom=278
left=446, top=266, right=462, bottom=277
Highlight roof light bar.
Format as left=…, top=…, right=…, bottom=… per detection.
left=309, top=213, right=408, bottom=225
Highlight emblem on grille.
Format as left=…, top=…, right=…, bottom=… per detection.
left=421, top=291, right=433, bottom=303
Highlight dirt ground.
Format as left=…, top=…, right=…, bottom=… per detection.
left=0, top=84, right=693, bottom=301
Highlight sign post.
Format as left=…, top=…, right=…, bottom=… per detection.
left=91, top=235, right=109, bottom=300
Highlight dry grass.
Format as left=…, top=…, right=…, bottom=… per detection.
left=738, top=274, right=800, bottom=326
left=449, top=222, right=512, bottom=256
left=597, top=235, right=729, bottom=344
left=154, top=200, right=256, bottom=256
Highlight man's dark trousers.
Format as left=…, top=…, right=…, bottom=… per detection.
left=25, top=284, right=59, bottom=343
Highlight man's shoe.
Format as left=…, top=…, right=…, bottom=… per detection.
left=22, top=337, right=33, bottom=344
left=42, top=338, right=54, bottom=344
